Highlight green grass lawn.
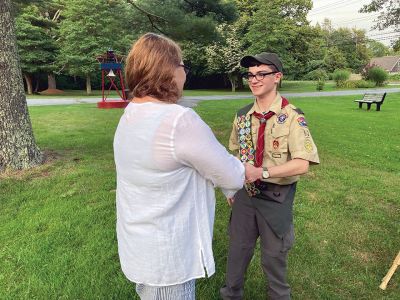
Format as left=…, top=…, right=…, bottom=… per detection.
left=26, top=80, right=400, bottom=98
left=1, top=93, right=399, bottom=299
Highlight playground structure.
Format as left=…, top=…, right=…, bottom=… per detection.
left=96, top=50, right=128, bottom=109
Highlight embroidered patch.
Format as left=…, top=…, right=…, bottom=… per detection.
left=241, top=154, right=248, bottom=161
left=303, top=129, right=310, bottom=137
left=273, top=140, right=279, bottom=150
left=241, top=149, right=247, bottom=155
left=272, top=152, right=281, bottom=158
left=245, top=120, right=251, bottom=127
left=277, top=113, right=288, bottom=124
left=297, top=116, right=308, bottom=127
left=248, top=154, right=254, bottom=161
left=304, top=139, right=313, bottom=153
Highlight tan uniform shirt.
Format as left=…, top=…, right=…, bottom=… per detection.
left=229, top=93, right=320, bottom=185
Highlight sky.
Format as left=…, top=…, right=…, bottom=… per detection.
left=307, top=0, right=398, bottom=47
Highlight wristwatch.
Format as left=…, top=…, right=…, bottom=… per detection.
left=262, top=168, right=270, bottom=179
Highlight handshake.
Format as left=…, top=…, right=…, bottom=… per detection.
left=227, top=162, right=263, bottom=207
left=243, top=162, right=263, bottom=184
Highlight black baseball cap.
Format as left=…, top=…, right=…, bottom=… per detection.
left=240, top=52, right=283, bottom=72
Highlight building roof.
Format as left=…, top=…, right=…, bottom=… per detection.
left=370, top=56, right=400, bottom=72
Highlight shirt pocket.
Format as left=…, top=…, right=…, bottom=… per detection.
left=270, top=127, right=289, bottom=153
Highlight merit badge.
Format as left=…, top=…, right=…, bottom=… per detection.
left=245, top=127, right=251, bottom=134
left=241, top=149, right=247, bottom=155
left=277, top=113, right=288, bottom=124
left=239, top=121, right=245, bottom=129
left=248, top=154, right=254, bottom=161
left=297, top=116, right=308, bottom=127
left=239, top=135, right=246, bottom=141
left=304, top=139, right=313, bottom=153
left=239, top=128, right=245, bottom=135
left=273, top=139, right=279, bottom=150
left=245, top=120, right=251, bottom=127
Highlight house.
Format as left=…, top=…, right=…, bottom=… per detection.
left=369, top=56, right=400, bottom=73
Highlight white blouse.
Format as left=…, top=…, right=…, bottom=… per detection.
left=113, top=102, right=244, bottom=286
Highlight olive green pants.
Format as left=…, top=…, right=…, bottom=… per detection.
left=220, top=188, right=294, bottom=300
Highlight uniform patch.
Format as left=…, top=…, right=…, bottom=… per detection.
left=272, top=152, right=281, bottom=158
left=304, top=139, right=313, bottom=153
left=248, top=154, right=254, bottom=161
left=303, top=129, right=310, bottom=137
left=297, top=116, right=308, bottom=127
left=277, top=113, right=288, bottom=124
left=273, top=140, right=279, bottom=150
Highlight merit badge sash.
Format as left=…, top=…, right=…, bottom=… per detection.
left=236, top=114, right=260, bottom=197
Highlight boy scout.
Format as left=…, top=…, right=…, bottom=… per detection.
left=220, top=53, right=320, bottom=300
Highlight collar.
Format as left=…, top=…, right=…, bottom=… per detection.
left=246, top=92, right=283, bottom=116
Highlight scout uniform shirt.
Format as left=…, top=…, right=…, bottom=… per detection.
left=229, top=92, right=320, bottom=185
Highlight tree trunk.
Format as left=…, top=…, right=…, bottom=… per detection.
left=86, top=75, right=92, bottom=95
left=23, top=73, right=33, bottom=95
left=228, top=73, right=236, bottom=92
left=47, top=73, right=56, bottom=89
left=0, top=0, right=43, bottom=171
left=34, top=77, right=39, bottom=93
left=237, top=74, right=244, bottom=90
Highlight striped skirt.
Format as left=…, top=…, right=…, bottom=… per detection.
left=136, top=280, right=195, bottom=300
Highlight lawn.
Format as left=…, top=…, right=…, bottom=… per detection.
left=26, top=80, right=400, bottom=98
left=1, top=93, right=399, bottom=299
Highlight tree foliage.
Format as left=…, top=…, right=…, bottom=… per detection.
left=245, top=0, right=314, bottom=78
left=206, top=24, right=244, bottom=91
left=360, top=0, right=400, bottom=30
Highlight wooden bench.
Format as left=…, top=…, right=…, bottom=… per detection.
left=354, top=92, right=386, bottom=111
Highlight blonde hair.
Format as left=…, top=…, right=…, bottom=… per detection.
left=125, top=33, right=182, bottom=103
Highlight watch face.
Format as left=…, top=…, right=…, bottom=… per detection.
left=262, top=170, right=269, bottom=179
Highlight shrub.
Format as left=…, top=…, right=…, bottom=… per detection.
left=332, top=69, right=351, bottom=87
left=367, top=67, right=388, bottom=86
left=304, top=69, right=329, bottom=81
left=343, top=80, right=357, bottom=88
left=388, top=73, right=400, bottom=81
left=316, top=80, right=325, bottom=91
left=355, top=80, right=375, bottom=88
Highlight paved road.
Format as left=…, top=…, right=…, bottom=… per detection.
left=27, top=87, right=400, bottom=108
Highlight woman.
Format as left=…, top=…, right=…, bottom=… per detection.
left=113, top=33, right=245, bottom=299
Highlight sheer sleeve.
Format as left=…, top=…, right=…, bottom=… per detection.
left=173, top=109, right=244, bottom=197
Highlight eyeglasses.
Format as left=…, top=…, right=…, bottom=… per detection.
left=243, top=71, right=278, bottom=81
left=179, top=64, right=190, bottom=75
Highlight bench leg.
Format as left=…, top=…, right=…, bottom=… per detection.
left=367, top=103, right=371, bottom=110
left=359, top=102, right=362, bottom=109
left=377, top=103, right=381, bottom=111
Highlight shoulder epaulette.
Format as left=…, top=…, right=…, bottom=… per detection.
left=237, top=103, right=254, bottom=117
left=286, top=104, right=305, bottom=115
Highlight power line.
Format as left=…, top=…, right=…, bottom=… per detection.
left=309, top=0, right=361, bottom=16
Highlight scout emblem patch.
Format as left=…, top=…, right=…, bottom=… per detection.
left=304, top=139, right=313, bottom=153
left=277, top=113, right=288, bottom=124
left=273, top=140, right=279, bottom=150
left=297, top=116, right=308, bottom=127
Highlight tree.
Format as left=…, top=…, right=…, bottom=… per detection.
left=206, top=24, right=245, bottom=92
left=323, top=47, right=347, bottom=72
left=15, top=4, right=57, bottom=94
left=367, top=40, right=391, bottom=57
left=58, top=0, right=135, bottom=94
left=360, top=0, right=400, bottom=30
left=245, top=0, right=314, bottom=78
left=128, top=0, right=237, bottom=43
left=0, top=0, right=43, bottom=171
